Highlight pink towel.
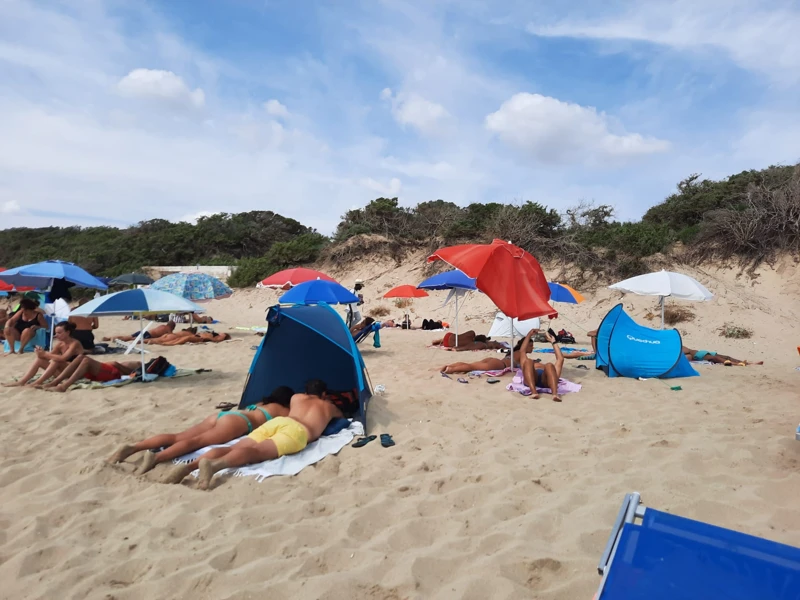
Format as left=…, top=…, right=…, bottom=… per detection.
left=505, top=369, right=582, bottom=396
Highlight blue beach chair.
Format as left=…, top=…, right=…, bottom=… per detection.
left=353, top=322, right=381, bottom=348
left=596, top=492, right=800, bottom=600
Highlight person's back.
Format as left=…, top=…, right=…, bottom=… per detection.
left=288, top=381, right=343, bottom=442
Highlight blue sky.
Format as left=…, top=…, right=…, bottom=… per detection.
left=1, top=0, right=798, bottom=233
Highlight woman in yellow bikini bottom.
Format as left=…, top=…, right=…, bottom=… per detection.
left=106, top=386, right=293, bottom=474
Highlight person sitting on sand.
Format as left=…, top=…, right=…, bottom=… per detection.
left=107, top=386, right=294, bottom=474
left=68, top=299, right=99, bottom=350
left=682, top=346, right=763, bottom=366
left=520, top=329, right=564, bottom=402
left=145, top=331, right=231, bottom=346
left=164, top=379, right=343, bottom=489
left=439, top=334, right=535, bottom=374
left=102, top=321, right=176, bottom=342
left=3, top=322, right=85, bottom=388
left=3, top=298, right=47, bottom=354
left=42, top=355, right=141, bottom=392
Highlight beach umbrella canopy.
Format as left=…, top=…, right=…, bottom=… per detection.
left=0, top=260, right=107, bottom=291
left=151, top=272, right=232, bottom=302
left=110, top=273, right=154, bottom=286
left=428, top=239, right=553, bottom=320
left=609, top=270, right=713, bottom=327
left=71, top=289, right=205, bottom=376
left=383, top=285, right=429, bottom=299
left=0, top=268, right=34, bottom=293
left=417, top=269, right=477, bottom=291
left=548, top=282, right=585, bottom=304
left=279, top=280, right=359, bottom=306
left=488, top=311, right=541, bottom=338
left=260, top=268, right=337, bottom=290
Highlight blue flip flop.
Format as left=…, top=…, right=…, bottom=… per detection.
left=352, top=435, right=377, bottom=448
left=380, top=433, right=395, bottom=448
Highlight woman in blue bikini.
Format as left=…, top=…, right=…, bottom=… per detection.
left=107, top=386, right=294, bottom=474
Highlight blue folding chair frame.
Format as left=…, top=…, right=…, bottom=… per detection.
left=597, top=493, right=800, bottom=599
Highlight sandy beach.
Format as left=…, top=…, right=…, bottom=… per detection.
left=2, top=256, right=800, bottom=600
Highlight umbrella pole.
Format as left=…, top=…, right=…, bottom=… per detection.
left=510, top=328, right=515, bottom=371
left=660, top=296, right=665, bottom=329
left=455, top=294, right=459, bottom=347
left=140, top=316, right=146, bottom=378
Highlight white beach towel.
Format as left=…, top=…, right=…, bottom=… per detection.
left=173, top=420, right=364, bottom=482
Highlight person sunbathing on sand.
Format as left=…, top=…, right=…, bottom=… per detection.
left=42, top=355, right=141, bottom=392
left=106, top=386, right=293, bottom=474
left=3, top=322, right=85, bottom=388
left=164, top=379, right=343, bottom=490
left=102, top=321, right=176, bottom=342
left=520, top=330, right=564, bottom=402
left=439, top=334, right=535, bottom=374
left=441, top=335, right=508, bottom=352
left=145, top=331, right=231, bottom=346
left=682, top=346, right=763, bottom=366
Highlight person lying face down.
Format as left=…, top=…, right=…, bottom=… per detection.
left=2, top=321, right=85, bottom=388
left=102, top=321, right=177, bottom=342
left=145, top=331, right=231, bottom=346
left=106, top=386, right=294, bottom=475
left=164, top=379, right=345, bottom=490
left=439, top=335, right=535, bottom=374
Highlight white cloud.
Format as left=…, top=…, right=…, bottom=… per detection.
left=181, top=210, right=217, bottom=224
left=527, top=0, right=800, bottom=85
left=264, top=99, right=289, bottom=118
left=380, top=88, right=451, bottom=135
left=117, top=68, right=205, bottom=109
left=485, top=93, right=670, bottom=165
left=1, top=200, right=21, bottom=214
left=358, top=177, right=402, bottom=197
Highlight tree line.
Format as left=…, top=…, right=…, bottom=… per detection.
left=1, top=163, right=797, bottom=287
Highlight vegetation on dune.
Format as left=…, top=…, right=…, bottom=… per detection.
left=1, top=163, right=797, bottom=287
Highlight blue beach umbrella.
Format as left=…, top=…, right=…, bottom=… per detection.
left=71, top=289, right=205, bottom=375
left=547, top=282, right=585, bottom=305
left=0, top=260, right=107, bottom=290
left=279, top=279, right=359, bottom=306
left=418, top=269, right=477, bottom=345
left=151, top=272, right=232, bottom=302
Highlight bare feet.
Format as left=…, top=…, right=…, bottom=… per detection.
left=45, top=384, right=69, bottom=393
left=107, top=444, right=138, bottom=464
left=532, top=394, right=540, bottom=399
left=197, top=459, right=225, bottom=490
left=552, top=395, right=562, bottom=403
left=2, top=381, right=24, bottom=387
left=162, top=463, right=194, bottom=484
left=137, top=450, right=158, bottom=474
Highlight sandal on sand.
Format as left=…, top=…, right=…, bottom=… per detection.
left=352, top=435, right=377, bottom=448
left=215, top=402, right=236, bottom=411
left=440, top=371, right=452, bottom=379
left=457, top=377, right=469, bottom=384
left=380, top=433, right=395, bottom=448
left=487, top=378, right=501, bottom=384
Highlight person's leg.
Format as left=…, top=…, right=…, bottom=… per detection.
left=162, top=439, right=253, bottom=484
left=43, top=355, right=87, bottom=387
left=521, top=361, right=541, bottom=400
left=136, top=414, right=249, bottom=474
left=3, top=356, right=49, bottom=387
left=18, top=327, right=37, bottom=351
left=197, top=438, right=280, bottom=490
left=107, top=414, right=218, bottom=464
left=48, top=356, right=104, bottom=392
left=4, top=326, right=20, bottom=353
left=543, top=364, right=562, bottom=402
left=29, top=360, right=67, bottom=387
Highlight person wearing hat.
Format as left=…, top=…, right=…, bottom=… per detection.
left=346, top=280, right=365, bottom=329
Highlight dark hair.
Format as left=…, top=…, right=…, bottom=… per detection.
left=265, top=386, right=294, bottom=407
left=513, top=336, right=533, bottom=352
left=305, top=379, right=327, bottom=396
left=19, top=298, right=38, bottom=311
left=474, top=335, right=489, bottom=343
left=56, top=321, right=76, bottom=334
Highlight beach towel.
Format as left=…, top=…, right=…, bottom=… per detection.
left=16, top=367, right=207, bottom=390
left=534, top=347, right=589, bottom=354
left=505, top=369, right=582, bottom=396
left=468, top=367, right=513, bottom=377
left=173, top=420, right=364, bottom=482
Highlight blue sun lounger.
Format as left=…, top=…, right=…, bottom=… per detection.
left=353, top=322, right=381, bottom=347
left=596, top=492, right=800, bottom=600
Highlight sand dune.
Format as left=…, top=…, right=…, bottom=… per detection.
left=1, top=257, right=800, bottom=599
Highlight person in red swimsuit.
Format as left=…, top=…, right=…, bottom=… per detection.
left=43, top=355, right=141, bottom=392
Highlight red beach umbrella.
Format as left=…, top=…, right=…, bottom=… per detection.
left=0, top=268, right=34, bottom=292
left=383, top=285, right=429, bottom=299
left=259, top=268, right=337, bottom=290
left=428, top=239, right=553, bottom=320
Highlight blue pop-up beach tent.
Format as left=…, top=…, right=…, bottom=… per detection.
left=239, top=303, right=372, bottom=427
left=596, top=304, right=698, bottom=379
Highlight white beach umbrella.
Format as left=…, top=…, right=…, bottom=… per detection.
left=487, top=311, right=541, bottom=338
left=608, top=270, right=713, bottom=327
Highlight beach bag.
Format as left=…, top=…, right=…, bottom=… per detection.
left=144, top=356, right=172, bottom=376
left=556, top=329, right=576, bottom=344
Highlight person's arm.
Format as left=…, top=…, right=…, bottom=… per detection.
left=546, top=331, right=564, bottom=376
left=36, top=312, right=47, bottom=328
left=91, top=317, right=99, bottom=330
left=6, top=311, right=22, bottom=328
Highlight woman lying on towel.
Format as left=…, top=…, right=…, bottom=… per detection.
left=682, top=345, right=763, bottom=366
left=106, top=386, right=293, bottom=474
left=3, top=322, right=85, bottom=388
left=42, top=355, right=142, bottom=392
left=439, top=334, right=535, bottom=374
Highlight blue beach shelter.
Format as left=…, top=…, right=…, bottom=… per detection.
left=239, top=304, right=372, bottom=427
left=596, top=304, right=698, bottom=379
